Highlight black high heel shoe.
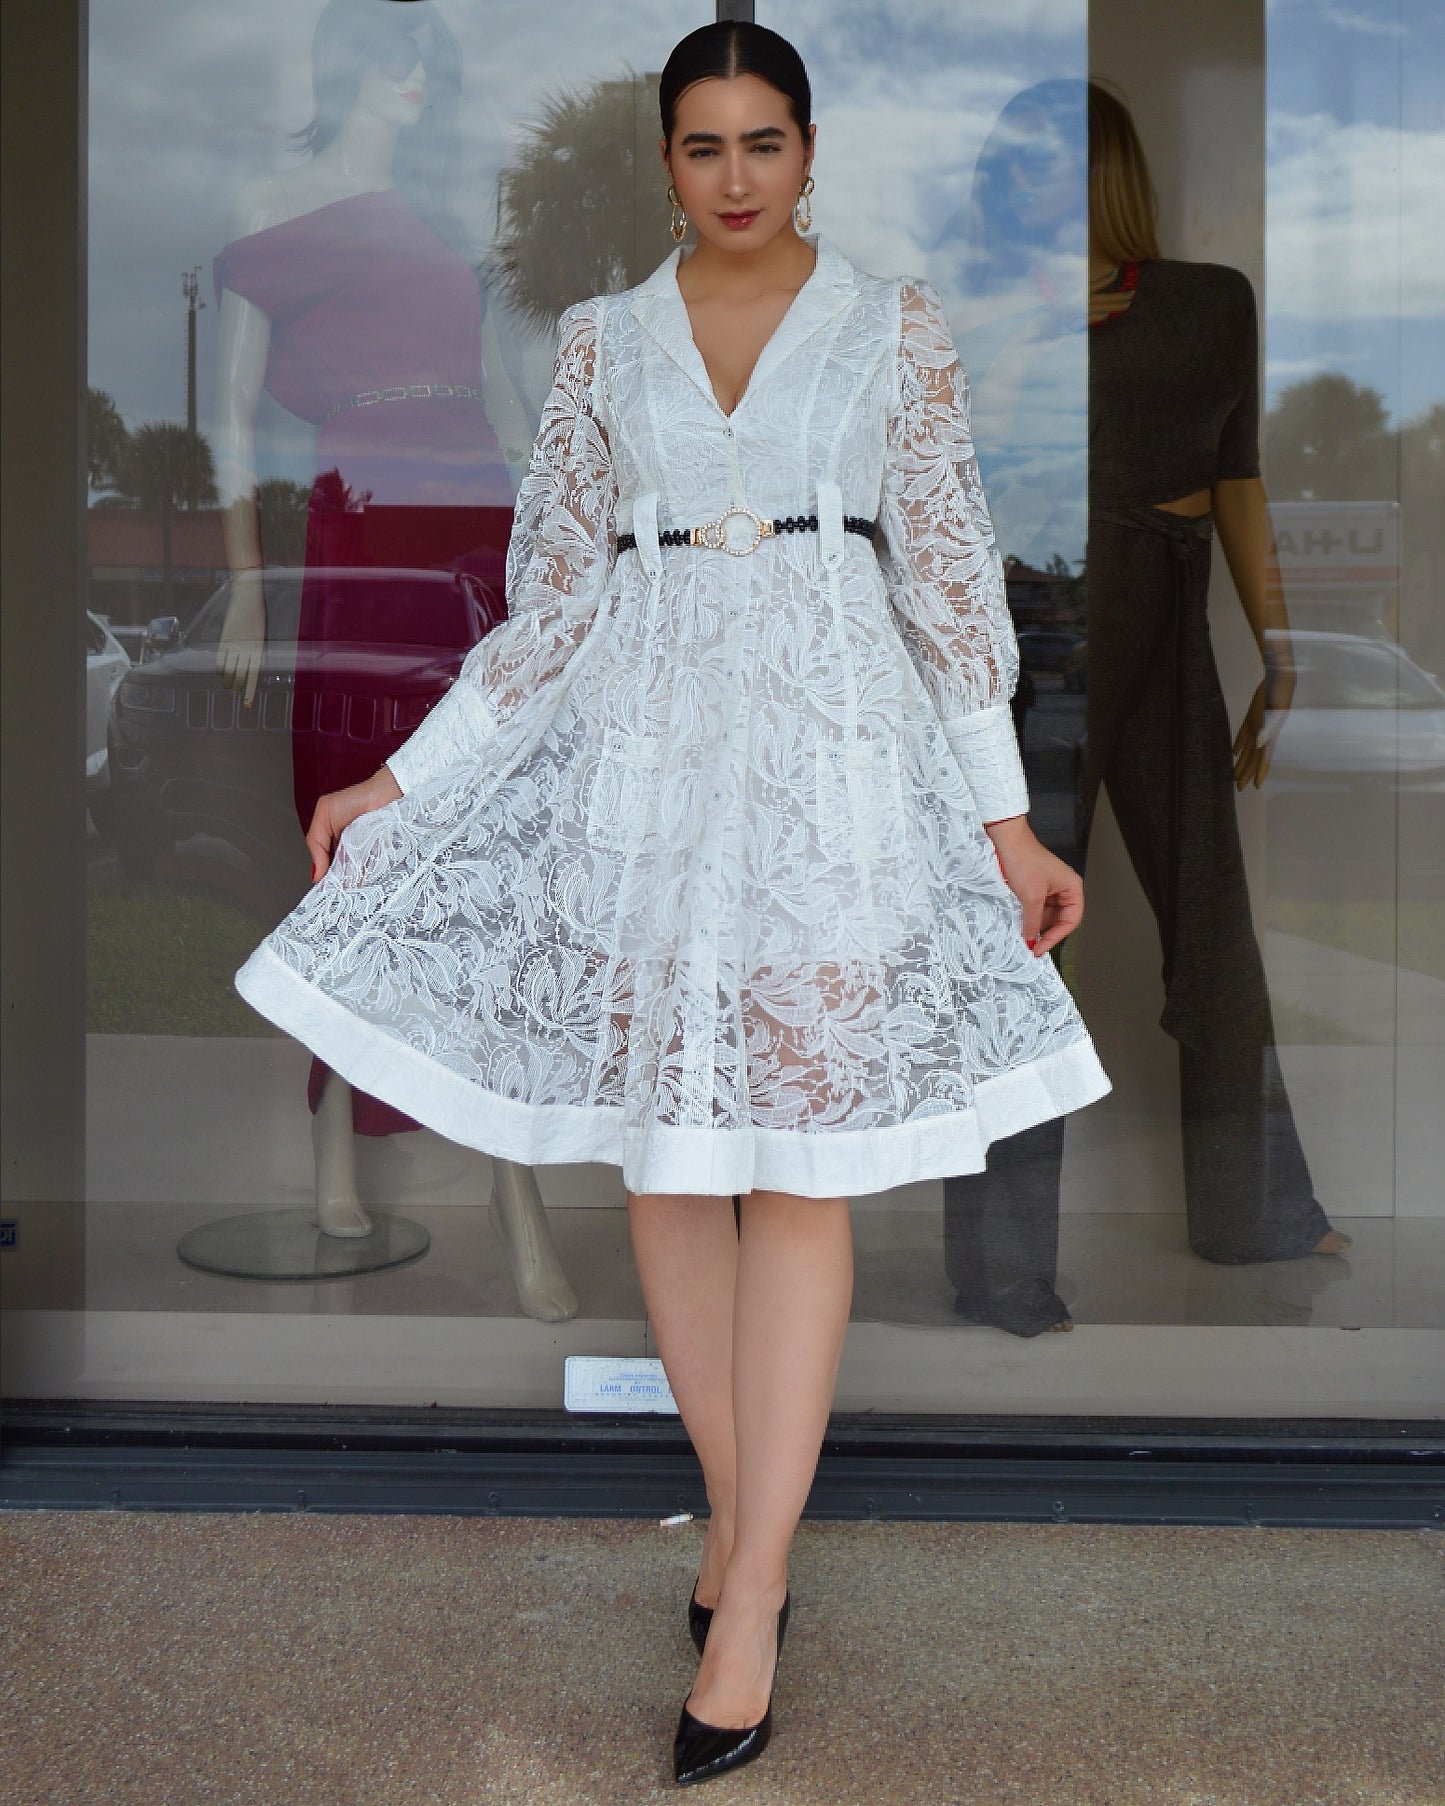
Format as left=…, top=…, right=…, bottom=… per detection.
left=687, top=1580, right=714, bottom=1656
left=673, top=1591, right=791, bottom=1787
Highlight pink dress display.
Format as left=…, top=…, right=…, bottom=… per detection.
left=214, top=187, right=514, bottom=1134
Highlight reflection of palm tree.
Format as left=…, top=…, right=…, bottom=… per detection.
left=86, top=388, right=130, bottom=495
left=491, top=70, right=673, bottom=333
left=114, top=421, right=219, bottom=611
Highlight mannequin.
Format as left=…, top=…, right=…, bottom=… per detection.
left=212, top=0, right=576, bottom=1319
left=942, top=81, right=1348, bottom=1337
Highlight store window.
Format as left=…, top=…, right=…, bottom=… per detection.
left=1, top=0, right=1440, bottom=1423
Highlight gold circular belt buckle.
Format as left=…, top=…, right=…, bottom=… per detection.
left=695, top=507, right=774, bottom=556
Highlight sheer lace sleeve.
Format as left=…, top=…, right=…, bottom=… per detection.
left=385, top=299, right=617, bottom=795
left=878, top=278, right=1029, bottom=823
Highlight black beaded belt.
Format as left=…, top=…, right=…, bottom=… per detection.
left=323, top=382, right=484, bottom=422
left=617, top=505, right=877, bottom=559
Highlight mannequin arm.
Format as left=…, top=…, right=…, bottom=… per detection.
left=1213, top=475, right=1297, bottom=788
left=214, top=179, right=286, bottom=707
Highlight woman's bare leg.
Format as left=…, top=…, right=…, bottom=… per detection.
left=626, top=1191, right=741, bottom=1606
left=687, top=1188, right=853, bottom=1728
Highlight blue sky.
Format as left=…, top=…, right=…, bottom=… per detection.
left=1265, top=0, right=1445, bottom=421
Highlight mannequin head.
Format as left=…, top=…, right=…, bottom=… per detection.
left=1088, top=82, right=1160, bottom=264
left=658, top=21, right=816, bottom=257
left=294, top=0, right=463, bottom=242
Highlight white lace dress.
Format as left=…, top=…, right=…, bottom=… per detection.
left=236, top=233, right=1110, bottom=1197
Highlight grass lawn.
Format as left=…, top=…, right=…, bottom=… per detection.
left=88, top=880, right=1435, bottom=1042
left=88, top=880, right=281, bottom=1036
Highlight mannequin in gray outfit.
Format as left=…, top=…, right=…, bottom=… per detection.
left=944, top=88, right=1349, bottom=1337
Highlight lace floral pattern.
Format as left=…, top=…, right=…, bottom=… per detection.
left=237, top=235, right=1108, bottom=1196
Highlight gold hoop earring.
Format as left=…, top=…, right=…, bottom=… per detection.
left=794, top=175, right=815, bottom=234
left=667, top=183, right=688, bottom=245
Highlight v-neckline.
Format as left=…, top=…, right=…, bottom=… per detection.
left=671, top=241, right=822, bottom=421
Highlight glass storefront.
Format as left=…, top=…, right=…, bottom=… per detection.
left=2, top=0, right=1441, bottom=1445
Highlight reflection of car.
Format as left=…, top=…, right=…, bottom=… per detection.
left=1016, top=627, right=1083, bottom=674
left=1068, top=629, right=1445, bottom=851
left=1258, top=629, right=1445, bottom=793
left=1062, top=640, right=1087, bottom=693
left=108, top=621, right=150, bottom=664
left=85, top=610, right=132, bottom=822
left=103, top=565, right=505, bottom=892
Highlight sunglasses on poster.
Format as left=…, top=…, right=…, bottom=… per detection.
left=377, top=31, right=428, bottom=80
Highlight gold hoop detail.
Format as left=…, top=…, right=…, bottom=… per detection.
left=667, top=183, right=688, bottom=244
left=794, top=175, right=815, bottom=234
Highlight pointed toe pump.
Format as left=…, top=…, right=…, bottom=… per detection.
left=673, top=1591, right=791, bottom=1787
left=687, top=1581, right=714, bottom=1656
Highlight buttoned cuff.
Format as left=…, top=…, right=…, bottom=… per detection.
left=940, top=702, right=1030, bottom=822
left=384, top=684, right=497, bottom=797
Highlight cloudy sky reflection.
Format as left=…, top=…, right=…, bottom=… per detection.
left=88, top=0, right=1442, bottom=577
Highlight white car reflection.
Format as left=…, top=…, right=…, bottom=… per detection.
left=1068, top=628, right=1445, bottom=854
left=85, top=609, right=131, bottom=801
left=1262, top=629, right=1445, bottom=795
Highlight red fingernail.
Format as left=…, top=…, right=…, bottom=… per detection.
left=1026, top=937, right=1038, bottom=949
left=311, top=864, right=318, bottom=881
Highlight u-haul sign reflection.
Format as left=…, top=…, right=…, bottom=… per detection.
left=1267, top=501, right=1401, bottom=592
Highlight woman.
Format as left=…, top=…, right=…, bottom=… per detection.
left=237, top=22, right=1110, bottom=1786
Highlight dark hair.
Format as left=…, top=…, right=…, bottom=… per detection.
left=658, top=21, right=811, bottom=149
left=292, top=0, right=465, bottom=249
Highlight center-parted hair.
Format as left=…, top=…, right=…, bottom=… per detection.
left=659, top=21, right=812, bottom=148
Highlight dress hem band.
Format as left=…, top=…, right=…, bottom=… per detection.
left=236, top=943, right=1112, bottom=1199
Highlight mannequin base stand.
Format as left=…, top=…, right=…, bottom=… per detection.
left=177, top=1208, right=430, bottom=1281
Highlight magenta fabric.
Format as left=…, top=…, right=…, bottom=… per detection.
left=215, top=189, right=516, bottom=1135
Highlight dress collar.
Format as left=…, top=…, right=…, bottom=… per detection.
left=628, top=232, right=857, bottom=418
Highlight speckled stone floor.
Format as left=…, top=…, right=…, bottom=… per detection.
left=2, top=1511, right=1441, bottom=1805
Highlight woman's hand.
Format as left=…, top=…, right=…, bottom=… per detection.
left=216, top=568, right=268, bottom=708
left=1232, top=649, right=1297, bottom=790
left=985, top=816, right=1084, bottom=957
left=306, top=765, right=403, bottom=882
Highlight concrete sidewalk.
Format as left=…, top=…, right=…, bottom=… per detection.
left=2, top=1510, right=1440, bottom=1805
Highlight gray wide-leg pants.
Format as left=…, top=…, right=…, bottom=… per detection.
left=945, top=506, right=1331, bottom=1336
